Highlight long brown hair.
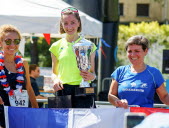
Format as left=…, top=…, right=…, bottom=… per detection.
left=59, top=7, right=82, bottom=34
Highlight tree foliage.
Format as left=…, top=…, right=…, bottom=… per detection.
left=25, top=37, right=60, bottom=67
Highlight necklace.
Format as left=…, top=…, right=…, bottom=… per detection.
left=0, top=52, right=24, bottom=96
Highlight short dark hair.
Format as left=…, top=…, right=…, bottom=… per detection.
left=125, top=35, right=149, bottom=51
left=29, top=64, right=38, bottom=74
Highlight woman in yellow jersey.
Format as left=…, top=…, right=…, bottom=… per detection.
left=49, top=7, right=96, bottom=108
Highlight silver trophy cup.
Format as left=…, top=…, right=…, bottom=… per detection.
left=73, top=38, right=94, bottom=95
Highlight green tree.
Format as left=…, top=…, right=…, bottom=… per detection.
left=25, top=37, right=59, bottom=67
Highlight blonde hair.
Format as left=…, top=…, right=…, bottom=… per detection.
left=0, top=24, right=22, bottom=41
left=59, top=11, right=82, bottom=34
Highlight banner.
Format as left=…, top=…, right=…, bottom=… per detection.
left=130, top=107, right=169, bottom=116
left=4, top=106, right=129, bottom=128
left=5, top=107, right=69, bottom=128
left=134, top=112, right=169, bottom=128
left=4, top=106, right=169, bottom=128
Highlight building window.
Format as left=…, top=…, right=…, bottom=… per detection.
left=137, top=4, right=149, bottom=17
left=119, top=3, right=124, bottom=16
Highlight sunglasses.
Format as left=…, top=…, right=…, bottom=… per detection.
left=4, top=39, right=21, bottom=45
left=61, top=7, right=78, bottom=14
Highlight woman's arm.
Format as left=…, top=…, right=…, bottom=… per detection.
left=51, top=53, right=63, bottom=91
left=108, top=79, right=128, bottom=108
left=80, top=52, right=96, bottom=81
left=0, top=96, right=4, bottom=105
left=90, top=52, right=95, bottom=73
left=51, top=53, right=59, bottom=79
left=156, top=83, right=169, bottom=105
left=23, top=60, right=39, bottom=108
left=108, top=79, right=120, bottom=105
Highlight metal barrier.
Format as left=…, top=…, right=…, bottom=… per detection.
left=101, top=77, right=112, bottom=91
left=95, top=101, right=169, bottom=108
left=36, top=99, right=169, bottom=108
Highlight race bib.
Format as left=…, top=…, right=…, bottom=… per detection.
left=8, top=90, right=29, bottom=107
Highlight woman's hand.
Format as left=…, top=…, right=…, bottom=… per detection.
left=0, top=96, right=4, bottom=105
left=80, top=70, right=96, bottom=81
left=53, top=79, right=63, bottom=92
left=114, top=99, right=128, bottom=109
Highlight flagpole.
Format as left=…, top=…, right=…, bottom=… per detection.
left=97, top=38, right=102, bottom=96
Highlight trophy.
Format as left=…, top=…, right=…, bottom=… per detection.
left=73, top=38, right=95, bottom=96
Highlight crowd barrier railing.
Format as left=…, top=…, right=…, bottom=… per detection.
left=36, top=99, right=169, bottom=108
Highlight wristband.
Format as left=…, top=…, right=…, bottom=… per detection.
left=51, top=73, right=58, bottom=81
left=91, top=73, right=96, bottom=81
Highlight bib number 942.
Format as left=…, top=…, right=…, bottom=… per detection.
left=9, top=90, right=29, bottom=107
